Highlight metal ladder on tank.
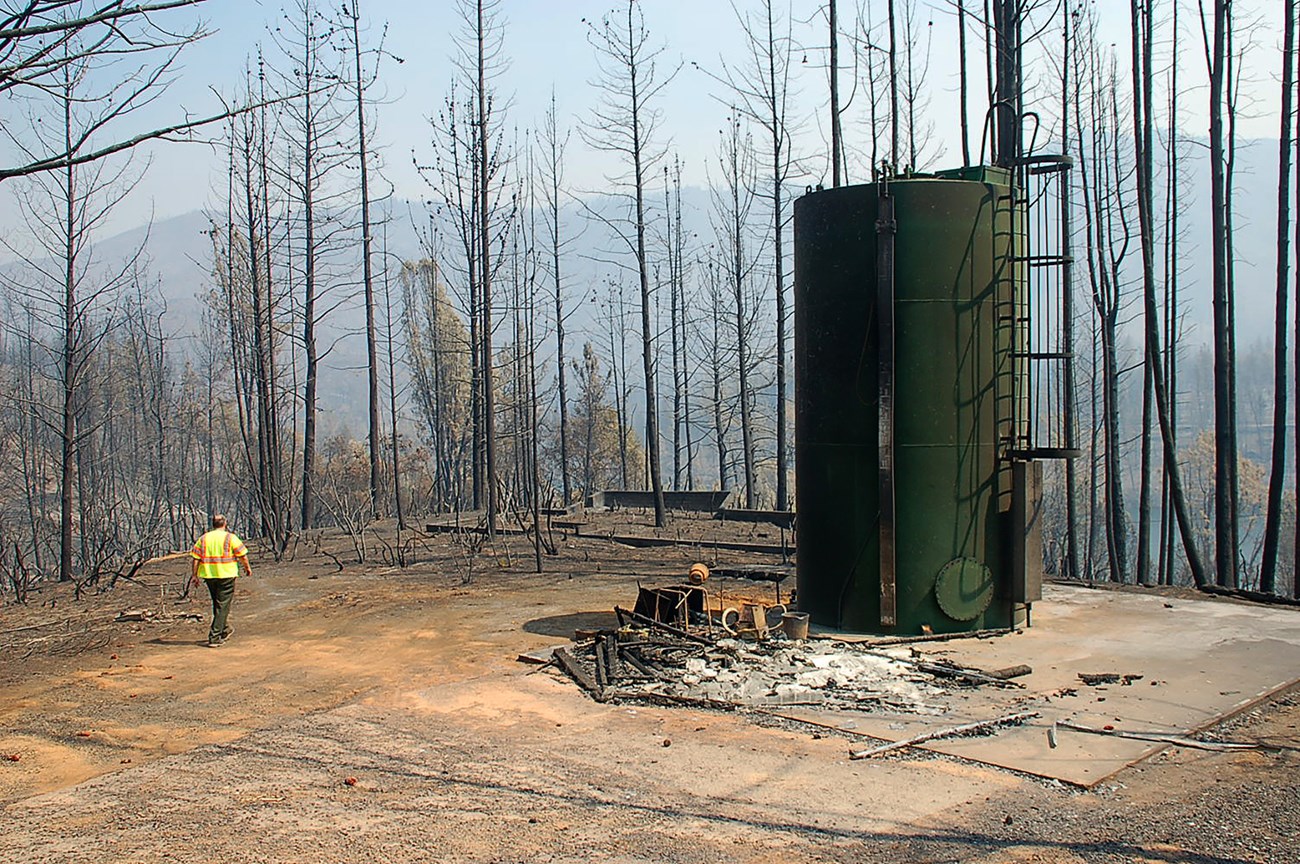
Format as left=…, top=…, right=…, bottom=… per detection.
left=994, top=156, right=1078, bottom=463
left=997, top=154, right=1078, bottom=611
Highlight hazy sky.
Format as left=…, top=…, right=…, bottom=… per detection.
left=0, top=0, right=1288, bottom=242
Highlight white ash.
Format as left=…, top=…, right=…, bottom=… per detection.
left=626, top=638, right=947, bottom=713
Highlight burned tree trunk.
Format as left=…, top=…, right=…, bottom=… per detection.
left=1261, top=0, right=1296, bottom=594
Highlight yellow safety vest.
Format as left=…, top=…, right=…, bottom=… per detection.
left=191, top=529, right=248, bottom=580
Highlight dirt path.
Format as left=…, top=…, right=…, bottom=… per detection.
left=1, top=527, right=1295, bottom=863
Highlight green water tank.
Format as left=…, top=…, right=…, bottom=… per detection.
left=793, top=171, right=1020, bottom=634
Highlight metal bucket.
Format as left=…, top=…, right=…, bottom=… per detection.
left=781, top=612, right=811, bottom=641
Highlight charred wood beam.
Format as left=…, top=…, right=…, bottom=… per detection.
left=553, top=647, right=606, bottom=702
left=614, top=606, right=713, bottom=645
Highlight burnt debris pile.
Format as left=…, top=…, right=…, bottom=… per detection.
left=550, top=606, right=1023, bottom=712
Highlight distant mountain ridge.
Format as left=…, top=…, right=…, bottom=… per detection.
left=1, top=142, right=1283, bottom=435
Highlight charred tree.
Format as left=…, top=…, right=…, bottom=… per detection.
left=1132, top=0, right=1211, bottom=588
left=343, top=0, right=383, bottom=518
left=269, top=0, right=348, bottom=530
left=540, top=92, right=574, bottom=505
left=583, top=1, right=676, bottom=527
left=715, top=0, right=796, bottom=508
left=1206, top=0, right=1238, bottom=587
left=1261, top=0, right=1296, bottom=594
left=712, top=114, right=760, bottom=508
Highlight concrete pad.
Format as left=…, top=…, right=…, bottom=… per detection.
left=796, top=584, right=1300, bottom=786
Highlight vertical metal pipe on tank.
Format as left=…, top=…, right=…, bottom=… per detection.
left=876, top=180, right=897, bottom=626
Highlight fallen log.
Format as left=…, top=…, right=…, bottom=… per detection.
left=849, top=711, right=1040, bottom=759
left=1197, top=584, right=1300, bottom=607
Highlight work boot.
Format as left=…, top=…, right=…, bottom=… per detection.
left=206, top=637, right=224, bottom=648
left=220, top=626, right=233, bottom=641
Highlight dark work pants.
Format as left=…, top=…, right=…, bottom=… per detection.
left=204, top=578, right=236, bottom=642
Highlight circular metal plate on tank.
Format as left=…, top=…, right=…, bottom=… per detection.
left=934, top=558, right=994, bottom=622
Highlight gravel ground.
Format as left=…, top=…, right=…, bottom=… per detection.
left=923, top=694, right=1300, bottom=864
left=4, top=688, right=1294, bottom=864
left=1, top=525, right=1296, bottom=864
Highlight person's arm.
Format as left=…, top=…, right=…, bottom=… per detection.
left=190, top=555, right=200, bottom=587
left=239, top=553, right=252, bottom=578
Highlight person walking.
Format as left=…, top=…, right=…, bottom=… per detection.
left=190, top=514, right=252, bottom=647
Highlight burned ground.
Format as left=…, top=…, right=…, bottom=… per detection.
left=0, top=515, right=1296, bottom=863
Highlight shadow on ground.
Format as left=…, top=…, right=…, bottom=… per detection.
left=522, top=611, right=619, bottom=637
